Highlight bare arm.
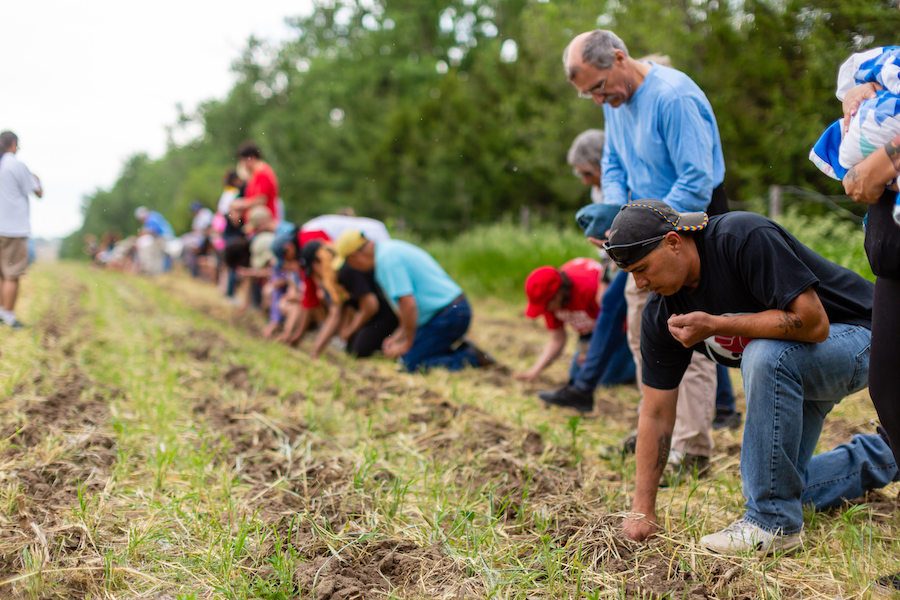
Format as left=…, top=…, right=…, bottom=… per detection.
left=287, top=307, right=315, bottom=346
left=666, top=287, right=829, bottom=348
left=844, top=133, right=900, bottom=204
left=514, top=328, right=567, bottom=380
left=340, top=293, right=379, bottom=340
left=383, top=295, right=417, bottom=358
left=622, top=385, right=679, bottom=541
left=311, top=302, right=343, bottom=358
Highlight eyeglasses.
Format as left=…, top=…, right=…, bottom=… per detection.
left=578, top=72, right=609, bottom=99
left=602, top=234, right=667, bottom=267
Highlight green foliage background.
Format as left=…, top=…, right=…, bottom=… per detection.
left=63, top=0, right=900, bottom=259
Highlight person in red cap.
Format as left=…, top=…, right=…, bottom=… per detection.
left=516, top=258, right=635, bottom=410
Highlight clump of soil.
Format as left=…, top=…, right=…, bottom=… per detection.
left=224, top=365, right=251, bottom=389
left=169, top=328, right=231, bottom=361
left=2, top=372, right=113, bottom=457
left=193, top=396, right=306, bottom=481
left=290, top=538, right=455, bottom=600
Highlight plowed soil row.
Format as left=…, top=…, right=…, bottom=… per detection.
left=1, top=266, right=895, bottom=599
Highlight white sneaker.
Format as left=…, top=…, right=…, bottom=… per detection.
left=700, top=519, right=803, bottom=556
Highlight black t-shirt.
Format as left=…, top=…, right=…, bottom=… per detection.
left=641, top=212, right=874, bottom=390
left=338, top=264, right=394, bottom=320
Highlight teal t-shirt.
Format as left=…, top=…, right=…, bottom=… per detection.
left=374, top=239, right=463, bottom=327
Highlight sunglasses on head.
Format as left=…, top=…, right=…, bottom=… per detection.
left=602, top=234, right=668, bottom=268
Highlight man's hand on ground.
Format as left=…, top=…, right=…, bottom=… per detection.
left=513, top=370, right=539, bottom=381
left=262, top=321, right=280, bottom=339
left=622, top=515, right=658, bottom=542
left=383, top=335, right=412, bottom=358
left=667, top=312, right=715, bottom=348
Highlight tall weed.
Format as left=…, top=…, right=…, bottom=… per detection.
left=419, top=210, right=875, bottom=302
left=418, top=220, right=596, bottom=300
left=777, top=208, right=874, bottom=281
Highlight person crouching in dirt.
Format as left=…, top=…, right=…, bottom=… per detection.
left=291, top=240, right=400, bottom=360
left=332, top=231, right=494, bottom=372
left=515, top=259, right=634, bottom=400
left=606, top=200, right=899, bottom=556
left=268, top=227, right=308, bottom=345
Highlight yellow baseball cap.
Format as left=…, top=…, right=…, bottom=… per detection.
left=332, top=230, right=367, bottom=269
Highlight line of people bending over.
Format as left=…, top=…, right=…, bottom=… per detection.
left=99, top=32, right=900, bottom=579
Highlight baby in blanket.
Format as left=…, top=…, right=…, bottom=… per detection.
left=811, top=46, right=900, bottom=223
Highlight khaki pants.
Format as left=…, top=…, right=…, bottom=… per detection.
left=625, top=277, right=716, bottom=457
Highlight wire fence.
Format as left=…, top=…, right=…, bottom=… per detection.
left=768, top=185, right=865, bottom=225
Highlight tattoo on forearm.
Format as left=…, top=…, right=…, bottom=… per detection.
left=887, top=135, right=900, bottom=172
left=776, top=312, right=802, bottom=335
left=846, top=166, right=859, bottom=184
left=655, top=432, right=672, bottom=471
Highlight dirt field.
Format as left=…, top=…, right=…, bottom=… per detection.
left=1, top=264, right=897, bottom=599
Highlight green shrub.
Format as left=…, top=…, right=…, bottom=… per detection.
left=416, top=209, right=875, bottom=302
left=418, top=220, right=597, bottom=301
left=776, top=208, right=874, bottom=282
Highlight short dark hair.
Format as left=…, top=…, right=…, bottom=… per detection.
left=236, top=141, right=262, bottom=159
left=0, top=131, right=18, bottom=153
left=223, top=237, right=251, bottom=269
left=223, top=168, right=241, bottom=187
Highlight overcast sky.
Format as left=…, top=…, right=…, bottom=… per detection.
left=1, top=1, right=312, bottom=239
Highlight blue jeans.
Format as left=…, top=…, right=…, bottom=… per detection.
left=571, top=270, right=636, bottom=389
left=400, top=296, right=481, bottom=372
left=740, top=323, right=897, bottom=534
left=716, top=364, right=737, bottom=412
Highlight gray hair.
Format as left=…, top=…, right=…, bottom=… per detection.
left=0, top=131, right=17, bottom=153
left=567, top=129, right=605, bottom=170
left=563, top=30, right=629, bottom=79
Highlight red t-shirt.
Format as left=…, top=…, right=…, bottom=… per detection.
left=244, top=163, right=279, bottom=220
left=542, top=258, right=603, bottom=335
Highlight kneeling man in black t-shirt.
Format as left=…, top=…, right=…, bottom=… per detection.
left=606, top=200, right=898, bottom=555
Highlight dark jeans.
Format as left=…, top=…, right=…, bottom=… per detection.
left=348, top=310, right=399, bottom=358
left=400, top=296, right=480, bottom=372
left=571, top=270, right=636, bottom=390
left=715, top=364, right=737, bottom=412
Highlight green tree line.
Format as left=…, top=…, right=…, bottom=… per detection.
left=62, top=0, right=900, bottom=256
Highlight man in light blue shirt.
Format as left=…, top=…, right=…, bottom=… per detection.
left=333, top=231, right=489, bottom=372
left=562, top=29, right=726, bottom=490
left=563, top=31, right=726, bottom=214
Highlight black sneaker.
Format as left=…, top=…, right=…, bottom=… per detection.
left=874, top=573, right=900, bottom=596
left=1, top=319, right=24, bottom=329
left=538, top=385, right=593, bottom=413
left=712, top=409, right=742, bottom=430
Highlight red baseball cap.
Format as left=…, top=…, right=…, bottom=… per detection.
left=524, top=267, right=562, bottom=318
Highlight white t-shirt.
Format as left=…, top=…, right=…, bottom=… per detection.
left=0, top=153, right=41, bottom=237
left=300, top=215, right=391, bottom=242
left=217, top=187, right=239, bottom=214
left=191, top=207, right=214, bottom=232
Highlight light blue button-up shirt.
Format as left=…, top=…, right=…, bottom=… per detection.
left=601, top=63, right=725, bottom=213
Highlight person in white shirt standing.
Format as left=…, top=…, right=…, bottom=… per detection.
left=0, top=131, right=42, bottom=329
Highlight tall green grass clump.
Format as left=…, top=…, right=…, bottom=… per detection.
left=777, top=207, right=874, bottom=281
left=419, top=220, right=595, bottom=300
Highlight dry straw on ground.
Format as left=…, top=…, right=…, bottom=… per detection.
left=0, top=264, right=897, bottom=599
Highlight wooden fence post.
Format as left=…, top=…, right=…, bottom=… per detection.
left=520, top=206, right=530, bottom=232
left=769, top=185, right=783, bottom=220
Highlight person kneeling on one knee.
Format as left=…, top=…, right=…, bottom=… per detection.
left=607, top=200, right=896, bottom=556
